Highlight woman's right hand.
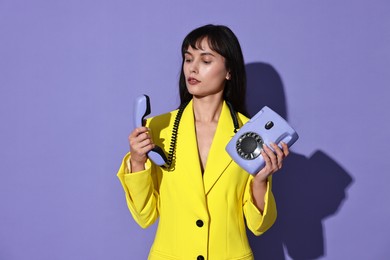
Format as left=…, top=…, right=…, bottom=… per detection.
left=128, top=126, right=155, bottom=172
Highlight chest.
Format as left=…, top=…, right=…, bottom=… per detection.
left=195, top=121, right=218, bottom=172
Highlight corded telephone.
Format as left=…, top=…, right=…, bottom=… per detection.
left=225, top=106, right=299, bottom=174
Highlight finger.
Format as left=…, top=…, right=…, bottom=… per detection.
left=281, top=141, right=290, bottom=156
left=129, top=127, right=150, bottom=138
left=138, top=137, right=155, bottom=150
left=136, top=143, right=155, bottom=156
left=263, top=144, right=278, bottom=168
left=271, top=142, right=284, bottom=157
left=260, top=148, right=278, bottom=177
left=261, top=148, right=272, bottom=169
left=129, top=132, right=150, bottom=152
left=130, top=139, right=154, bottom=162
left=129, top=129, right=152, bottom=148
left=136, top=131, right=152, bottom=142
left=260, top=146, right=277, bottom=175
left=271, top=143, right=284, bottom=169
left=131, top=134, right=154, bottom=152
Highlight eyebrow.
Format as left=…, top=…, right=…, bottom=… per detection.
left=184, top=50, right=216, bottom=57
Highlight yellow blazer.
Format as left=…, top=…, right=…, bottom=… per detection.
left=117, top=100, right=277, bottom=260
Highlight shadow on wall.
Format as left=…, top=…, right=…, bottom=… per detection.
left=245, top=62, right=354, bottom=260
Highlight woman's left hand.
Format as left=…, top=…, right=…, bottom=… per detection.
left=253, top=142, right=289, bottom=183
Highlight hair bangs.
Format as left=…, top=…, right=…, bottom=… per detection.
left=182, top=28, right=226, bottom=59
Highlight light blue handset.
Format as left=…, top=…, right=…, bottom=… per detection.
left=134, top=94, right=168, bottom=166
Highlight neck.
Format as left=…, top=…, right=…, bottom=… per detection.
left=192, top=96, right=224, bottom=123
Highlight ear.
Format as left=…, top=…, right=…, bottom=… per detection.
left=226, top=72, right=231, bottom=80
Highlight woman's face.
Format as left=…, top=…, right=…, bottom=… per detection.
left=183, top=38, right=230, bottom=99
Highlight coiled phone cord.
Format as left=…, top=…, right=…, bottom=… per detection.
left=163, top=101, right=188, bottom=170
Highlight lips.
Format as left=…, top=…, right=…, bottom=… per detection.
left=187, top=77, right=200, bottom=85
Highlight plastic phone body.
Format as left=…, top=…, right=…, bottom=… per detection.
left=134, top=94, right=168, bottom=166
left=226, top=106, right=299, bottom=174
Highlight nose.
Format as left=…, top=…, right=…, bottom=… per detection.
left=188, top=60, right=198, bottom=74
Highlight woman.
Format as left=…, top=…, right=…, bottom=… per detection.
left=117, top=24, right=289, bottom=260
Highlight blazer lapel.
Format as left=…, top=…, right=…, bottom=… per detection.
left=203, top=101, right=236, bottom=195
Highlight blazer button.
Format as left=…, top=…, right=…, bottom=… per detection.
left=197, top=255, right=204, bottom=260
left=196, top=220, right=204, bottom=227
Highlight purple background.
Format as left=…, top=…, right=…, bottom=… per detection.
left=1, top=0, right=389, bottom=259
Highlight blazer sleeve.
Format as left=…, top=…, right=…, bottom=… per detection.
left=243, top=175, right=277, bottom=236
left=117, top=153, right=160, bottom=228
